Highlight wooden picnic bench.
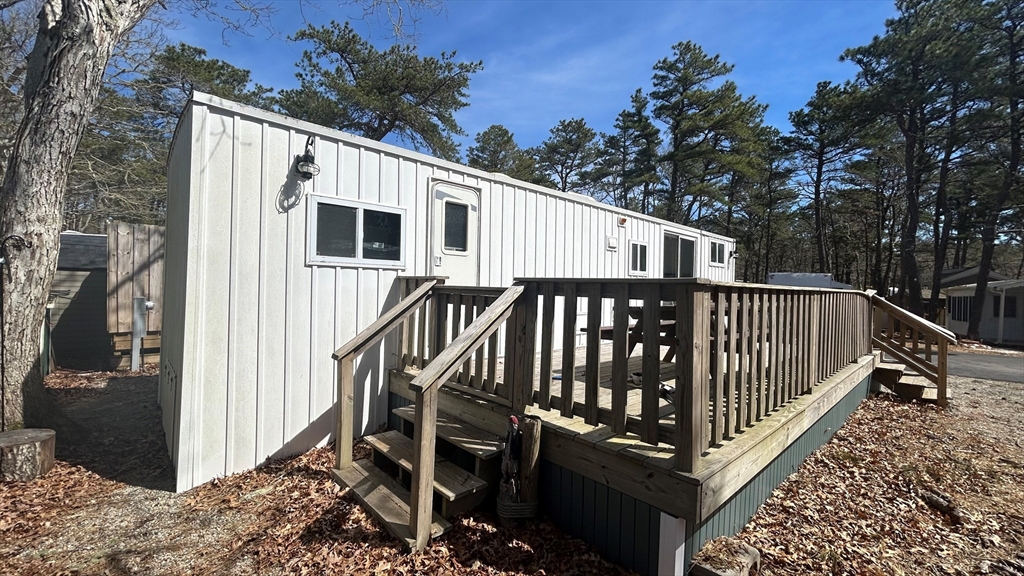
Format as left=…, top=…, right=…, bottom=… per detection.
left=582, top=305, right=685, bottom=363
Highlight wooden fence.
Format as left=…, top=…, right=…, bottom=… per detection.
left=106, top=221, right=165, bottom=334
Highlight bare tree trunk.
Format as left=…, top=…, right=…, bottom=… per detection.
left=0, top=0, right=152, bottom=432
left=899, top=113, right=925, bottom=315
left=812, top=148, right=828, bottom=273
left=970, top=4, right=1022, bottom=339
left=929, top=100, right=959, bottom=321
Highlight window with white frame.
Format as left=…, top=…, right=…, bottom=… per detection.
left=629, top=241, right=648, bottom=276
left=307, top=195, right=405, bottom=268
left=664, top=233, right=695, bottom=278
left=710, top=241, right=726, bottom=266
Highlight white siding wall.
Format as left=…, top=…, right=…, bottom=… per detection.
left=163, top=94, right=737, bottom=491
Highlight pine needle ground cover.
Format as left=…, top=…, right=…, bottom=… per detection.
left=1, top=369, right=1021, bottom=575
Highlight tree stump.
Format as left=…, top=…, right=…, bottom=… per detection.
left=0, top=429, right=56, bottom=482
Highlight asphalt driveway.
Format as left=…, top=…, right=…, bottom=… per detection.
left=947, top=351, right=1024, bottom=383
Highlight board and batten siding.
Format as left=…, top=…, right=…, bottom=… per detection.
left=161, top=92, right=736, bottom=491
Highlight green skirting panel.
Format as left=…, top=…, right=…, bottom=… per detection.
left=683, top=372, right=872, bottom=569
left=540, top=459, right=663, bottom=576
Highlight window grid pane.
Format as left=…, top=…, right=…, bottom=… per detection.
left=362, top=209, right=402, bottom=261
left=316, top=203, right=357, bottom=258
left=444, top=202, right=469, bottom=252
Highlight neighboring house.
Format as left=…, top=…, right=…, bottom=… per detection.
left=946, top=279, right=1024, bottom=344
left=939, top=266, right=1010, bottom=289
left=159, top=92, right=738, bottom=493
left=49, top=232, right=109, bottom=370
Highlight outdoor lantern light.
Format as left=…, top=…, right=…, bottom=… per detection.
left=296, top=135, right=320, bottom=180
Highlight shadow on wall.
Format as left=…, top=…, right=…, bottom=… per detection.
left=51, top=270, right=109, bottom=370
left=267, top=278, right=403, bottom=463
left=278, top=156, right=306, bottom=214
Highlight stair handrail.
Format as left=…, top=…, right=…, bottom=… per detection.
left=333, top=278, right=442, bottom=361
left=407, top=282, right=525, bottom=394
left=871, top=294, right=956, bottom=343
left=870, top=293, right=952, bottom=408
left=405, top=282, right=524, bottom=551
left=334, top=277, right=443, bottom=476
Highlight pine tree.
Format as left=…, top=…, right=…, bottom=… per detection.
left=276, top=21, right=482, bottom=161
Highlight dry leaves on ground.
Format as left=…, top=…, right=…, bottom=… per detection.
left=736, top=377, right=1024, bottom=576
left=2, top=369, right=631, bottom=576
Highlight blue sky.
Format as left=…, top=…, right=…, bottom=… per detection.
left=167, top=0, right=896, bottom=154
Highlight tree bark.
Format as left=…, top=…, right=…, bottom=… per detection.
left=812, top=144, right=828, bottom=273
left=969, top=4, right=1022, bottom=339
left=0, top=0, right=153, bottom=432
left=898, top=110, right=925, bottom=315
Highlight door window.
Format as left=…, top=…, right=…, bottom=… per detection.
left=443, top=201, right=469, bottom=252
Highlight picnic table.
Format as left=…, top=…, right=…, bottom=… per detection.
left=582, top=302, right=722, bottom=363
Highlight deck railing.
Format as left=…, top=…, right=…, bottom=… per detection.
left=401, top=279, right=873, bottom=473
left=335, top=276, right=875, bottom=550
left=871, top=294, right=955, bottom=407
left=506, top=279, right=874, bottom=472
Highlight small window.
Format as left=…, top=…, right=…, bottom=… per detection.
left=629, top=241, right=648, bottom=276
left=307, top=195, right=405, bottom=268
left=994, top=295, right=1018, bottom=318
left=710, top=241, right=726, bottom=266
left=316, top=204, right=357, bottom=258
left=443, top=201, right=468, bottom=252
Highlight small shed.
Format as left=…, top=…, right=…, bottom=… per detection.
left=50, top=232, right=109, bottom=369
left=946, top=279, right=1024, bottom=344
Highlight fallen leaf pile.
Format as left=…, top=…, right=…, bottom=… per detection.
left=182, top=443, right=632, bottom=575
left=4, top=369, right=1022, bottom=575
left=735, top=391, right=1024, bottom=575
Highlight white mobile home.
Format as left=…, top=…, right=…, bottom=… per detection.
left=161, top=92, right=736, bottom=491
left=946, top=279, right=1024, bottom=345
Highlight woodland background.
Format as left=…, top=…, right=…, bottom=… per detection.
left=2, top=0, right=1020, bottom=322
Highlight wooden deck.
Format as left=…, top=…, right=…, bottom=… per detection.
left=391, top=347, right=879, bottom=524
left=334, top=277, right=949, bottom=552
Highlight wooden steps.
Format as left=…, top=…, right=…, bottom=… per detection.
left=365, top=430, right=488, bottom=501
left=392, top=405, right=505, bottom=460
left=331, top=459, right=451, bottom=550
left=874, top=362, right=946, bottom=403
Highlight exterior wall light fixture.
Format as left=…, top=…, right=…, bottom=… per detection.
left=296, top=135, right=321, bottom=180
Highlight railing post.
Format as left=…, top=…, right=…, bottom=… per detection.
left=335, top=356, right=354, bottom=470
left=676, top=284, right=710, bottom=473
left=397, top=279, right=410, bottom=371
left=409, top=384, right=438, bottom=551
left=937, top=338, right=948, bottom=408
left=513, top=283, right=538, bottom=413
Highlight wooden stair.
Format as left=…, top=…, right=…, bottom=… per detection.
left=365, top=430, right=489, bottom=518
left=874, top=361, right=946, bottom=403
left=330, top=459, right=451, bottom=549
left=392, top=405, right=504, bottom=505
left=331, top=405, right=504, bottom=550
left=392, top=405, right=505, bottom=460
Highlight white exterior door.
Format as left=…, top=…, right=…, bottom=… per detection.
left=431, top=182, right=480, bottom=286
